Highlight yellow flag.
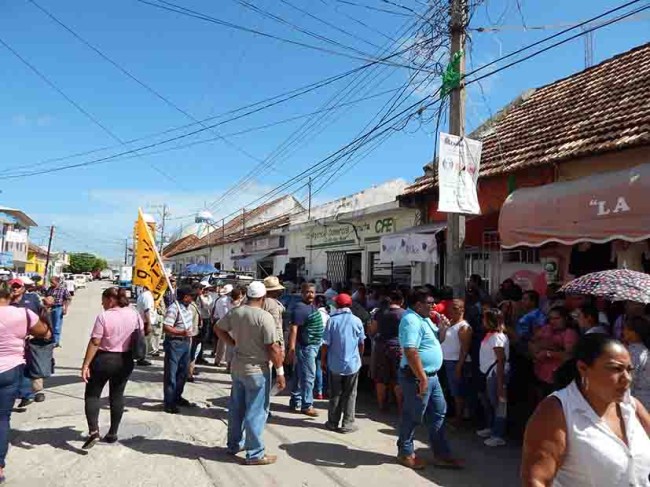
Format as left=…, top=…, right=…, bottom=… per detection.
left=134, top=209, right=168, bottom=305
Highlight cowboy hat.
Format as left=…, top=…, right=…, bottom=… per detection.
left=263, top=276, right=285, bottom=292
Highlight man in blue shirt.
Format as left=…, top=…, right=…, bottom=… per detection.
left=397, top=289, right=463, bottom=470
left=516, top=290, right=546, bottom=341
left=321, top=293, right=365, bottom=433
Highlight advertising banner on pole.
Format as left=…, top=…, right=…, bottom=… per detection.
left=380, top=234, right=438, bottom=265
left=437, top=132, right=482, bottom=215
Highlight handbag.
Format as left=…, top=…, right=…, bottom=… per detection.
left=131, top=317, right=147, bottom=361
left=24, top=308, right=56, bottom=379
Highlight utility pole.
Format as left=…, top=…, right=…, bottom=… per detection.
left=446, top=0, right=467, bottom=297
left=43, top=225, right=55, bottom=282
left=124, top=238, right=128, bottom=265
left=158, top=203, right=169, bottom=253
left=308, top=177, right=312, bottom=220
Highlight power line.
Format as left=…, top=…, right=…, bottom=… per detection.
left=26, top=0, right=263, bottom=167
left=135, top=0, right=430, bottom=72
left=334, top=0, right=411, bottom=17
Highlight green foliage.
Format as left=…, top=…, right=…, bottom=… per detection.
left=65, top=253, right=108, bottom=274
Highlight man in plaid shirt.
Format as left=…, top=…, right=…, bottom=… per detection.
left=45, top=276, right=72, bottom=346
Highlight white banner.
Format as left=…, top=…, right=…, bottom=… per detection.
left=437, top=132, right=482, bottom=215
left=380, top=233, right=438, bottom=265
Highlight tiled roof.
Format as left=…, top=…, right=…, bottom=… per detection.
left=403, top=43, right=650, bottom=196
left=164, top=196, right=296, bottom=257
left=162, top=234, right=199, bottom=257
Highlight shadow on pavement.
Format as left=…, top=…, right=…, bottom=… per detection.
left=120, top=436, right=235, bottom=462
left=279, top=441, right=395, bottom=469
left=10, top=426, right=87, bottom=456
left=122, top=395, right=227, bottom=421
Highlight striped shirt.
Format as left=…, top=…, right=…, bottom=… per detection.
left=163, top=302, right=193, bottom=332
left=291, top=301, right=324, bottom=347
left=91, top=306, right=143, bottom=353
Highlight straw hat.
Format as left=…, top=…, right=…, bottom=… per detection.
left=263, top=276, right=285, bottom=292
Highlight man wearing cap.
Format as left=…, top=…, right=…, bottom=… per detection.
left=162, top=286, right=195, bottom=414
left=321, top=293, right=365, bottom=433
left=262, top=276, right=286, bottom=351
left=212, top=284, right=234, bottom=366
left=215, top=281, right=285, bottom=465
left=10, top=277, right=51, bottom=408
left=44, top=276, right=71, bottom=347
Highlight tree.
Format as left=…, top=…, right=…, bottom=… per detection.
left=66, top=253, right=108, bottom=274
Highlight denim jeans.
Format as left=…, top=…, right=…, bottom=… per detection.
left=228, top=372, right=271, bottom=460
left=479, top=369, right=508, bottom=439
left=290, top=344, right=318, bottom=411
left=51, top=306, right=64, bottom=345
left=315, top=348, right=328, bottom=395
left=18, top=374, right=34, bottom=401
left=397, top=370, right=451, bottom=459
left=0, top=365, right=23, bottom=468
left=163, top=338, right=191, bottom=408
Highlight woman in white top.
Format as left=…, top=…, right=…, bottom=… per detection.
left=440, top=299, right=472, bottom=424
left=521, top=334, right=650, bottom=487
left=477, top=309, right=510, bottom=447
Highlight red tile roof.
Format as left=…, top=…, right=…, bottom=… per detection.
left=403, top=42, right=650, bottom=196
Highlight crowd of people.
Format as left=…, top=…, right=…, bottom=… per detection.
left=2, top=269, right=650, bottom=484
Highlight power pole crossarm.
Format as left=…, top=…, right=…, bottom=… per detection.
left=446, top=0, right=467, bottom=298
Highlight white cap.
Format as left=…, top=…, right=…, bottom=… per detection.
left=220, top=284, right=234, bottom=295
left=247, top=281, right=267, bottom=299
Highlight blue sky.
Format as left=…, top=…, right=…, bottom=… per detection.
left=1, top=0, right=648, bottom=259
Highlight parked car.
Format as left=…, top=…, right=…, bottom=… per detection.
left=73, top=274, right=87, bottom=289
left=82, top=272, right=93, bottom=282
left=64, top=277, right=76, bottom=296
left=100, top=269, right=113, bottom=280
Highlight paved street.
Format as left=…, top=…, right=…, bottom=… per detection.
left=9, top=282, right=520, bottom=486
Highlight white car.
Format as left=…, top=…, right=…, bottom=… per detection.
left=73, top=274, right=87, bottom=289
left=82, top=272, right=93, bottom=282
left=64, top=278, right=76, bottom=296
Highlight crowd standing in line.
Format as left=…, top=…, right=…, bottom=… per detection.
left=2, top=267, right=650, bottom=484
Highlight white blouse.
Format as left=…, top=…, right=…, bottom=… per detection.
left=552, top=381, right=650, bottom=487
left=440, top=320, right=471, bottom=362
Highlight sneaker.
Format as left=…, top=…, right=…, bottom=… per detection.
left=288, top=404, right=301, bottom=413
left=484, top=437, right=506, bottom=447
left=245, top=455, right=277, bottom=466
left=16, top=398, right=33, bottom=411
left=137, top=359, right=152, bottom=366
left=34, top=393, right=45, bottom=403
left=476, top=428, right=492, bottom=438
left=314, top=393, right=324, bottom=400
left=340, top=424, right=359, bottom=434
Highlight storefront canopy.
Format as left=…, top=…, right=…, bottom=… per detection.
left=499, top=164, right=650, bottom=249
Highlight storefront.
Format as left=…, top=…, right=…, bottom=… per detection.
left=231, top=234, right=288, bottom=278
left=499, top=164, right=650, bottom=283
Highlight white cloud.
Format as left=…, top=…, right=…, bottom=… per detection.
left=11, top=114, right=54, bottom=127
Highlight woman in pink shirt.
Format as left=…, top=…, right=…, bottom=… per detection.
left=529, top=307, right=579, bottom=400
left=0, top=289, right=49, bottom=483
left=80, top=287, right=146, bottom=450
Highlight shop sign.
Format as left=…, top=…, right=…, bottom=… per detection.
left=306, top=217, right=398, bottom=246
left=5, top=230, right=27, bottom=243
left=438, top=132, right=482, bottom=215
left=0, top=252, right=13, bottom=267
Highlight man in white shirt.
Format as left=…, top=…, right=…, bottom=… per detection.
left=196, top=284, right=214, bottom=365
left=136, top=285, right=157, bottom=366
left=212, top=284, right=234, bottom=366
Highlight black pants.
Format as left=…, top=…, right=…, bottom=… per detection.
left=84, top=351, right=134, bottom=435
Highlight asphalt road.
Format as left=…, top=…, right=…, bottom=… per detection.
left=8, top=282, right=521, bottom=486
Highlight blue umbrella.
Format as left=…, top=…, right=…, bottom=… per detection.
left=184, top=263, right=219, bottom=275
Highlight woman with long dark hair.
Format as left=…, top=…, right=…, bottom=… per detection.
left=81, top=287, right=147, bottom=449
left=522, top=334, right=650, bottom=486
left=0, top=289, right=50, bottom=483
